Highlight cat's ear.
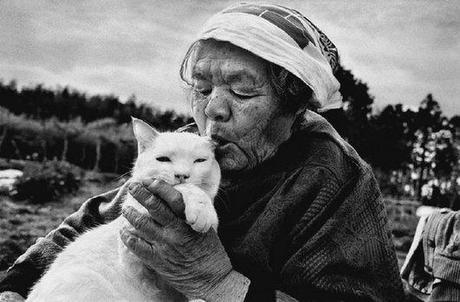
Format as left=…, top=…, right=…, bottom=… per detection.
left=131, top=117, right=159, bottom=153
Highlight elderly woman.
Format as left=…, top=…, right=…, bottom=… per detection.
left=0, top=3, right=404, bottom=302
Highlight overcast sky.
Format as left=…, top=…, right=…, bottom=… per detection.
left=0, top=0, right=458, bottom=116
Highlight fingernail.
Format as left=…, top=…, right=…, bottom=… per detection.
left=141, top=178, right=152, bottom=186
left=119, top=227, right=127, bottom=240
left=141, top=178, right=159, bottom=187
left=128, top=182, right=140, bottom=192
left=119, top=228, right=132, bottom=246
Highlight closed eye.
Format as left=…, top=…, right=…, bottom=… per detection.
left=156, top=156, right=171, bottom=162
left=194, top=158, right=207, bottom=163
left=196, top=89, right=211, bottom=97
left=231, top=90, right=256, bottom=100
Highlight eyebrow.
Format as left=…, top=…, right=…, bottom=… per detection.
left=227, top=70, right=264, bottom=88
left=226, top=72, right=249, bottom=83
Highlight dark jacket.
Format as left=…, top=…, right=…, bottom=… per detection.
left=0, top=112, right=404, bottom=301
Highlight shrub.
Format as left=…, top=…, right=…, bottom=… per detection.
left=11, top=160, right=83, bottom=203
left=0, top=107, right=137, bottom=174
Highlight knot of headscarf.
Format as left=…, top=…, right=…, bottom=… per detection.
left=197, top=3, right=342, bottom=112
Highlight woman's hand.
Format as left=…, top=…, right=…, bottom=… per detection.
left=120, top=179, right=236, bottom=300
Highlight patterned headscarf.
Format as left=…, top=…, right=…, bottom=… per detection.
left=196, top=3, right=342, bottom=112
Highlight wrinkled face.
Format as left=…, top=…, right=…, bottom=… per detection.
left=131, top=119, right=220, bottom=191
left=188, top=40, right=298, bottom=171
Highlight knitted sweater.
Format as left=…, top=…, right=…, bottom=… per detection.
left=0, top=114, right=404, bottom=301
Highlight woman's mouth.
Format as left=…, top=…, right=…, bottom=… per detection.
left=211, top=134, right=235, bottom=160
left=211, top=134, right=231, bottom=147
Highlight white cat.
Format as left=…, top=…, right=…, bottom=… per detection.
left=26, top=118, right=221, bottom=302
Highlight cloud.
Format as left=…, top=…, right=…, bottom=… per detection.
left=297, top=0, right=460, bottom=115
left=0, top=0, right=458, bottom=116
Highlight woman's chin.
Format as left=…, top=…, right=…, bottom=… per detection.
left=216, top=143, right=249, bottom=172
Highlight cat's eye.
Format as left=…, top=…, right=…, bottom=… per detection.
left=194, top=158, right=207, bottom=163
left=156, top=156, right=171, bottom=162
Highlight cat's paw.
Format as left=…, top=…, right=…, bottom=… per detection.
left=185, top=201, right=218, bottom=233
left=175, top=183, right=219, bottom=233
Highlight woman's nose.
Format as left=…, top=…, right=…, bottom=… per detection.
left=204, top=88, right=231, bottom=122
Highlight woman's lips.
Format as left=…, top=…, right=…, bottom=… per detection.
left=211, top=134, right=231, bottom=147
left=211, top=135, right=234, bottom=159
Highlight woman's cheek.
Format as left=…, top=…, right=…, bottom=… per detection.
left=232, top=99, right=266, bottom=135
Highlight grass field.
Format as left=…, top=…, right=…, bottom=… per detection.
left=0, top=172, right=125, bottom=281
left=384, top=199, right=420, bottom=268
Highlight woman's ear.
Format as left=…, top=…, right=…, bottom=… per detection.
left=131, top=117, right=159, bottom=154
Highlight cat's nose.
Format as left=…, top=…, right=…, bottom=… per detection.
left=175, top=174, right=190, bottom=183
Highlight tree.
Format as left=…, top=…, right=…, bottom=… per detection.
left=409, top=94, right=457, bottom=200
left=0, top=80, right=192, bottom=130
left=327, top=65, right=375, bottom=160
left=368, top=104, right=413, bottom=170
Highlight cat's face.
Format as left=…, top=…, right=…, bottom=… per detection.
left=131, top=118, right=220, bottom=191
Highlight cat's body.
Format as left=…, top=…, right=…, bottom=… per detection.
left=26, top=119, right=221, bottom=302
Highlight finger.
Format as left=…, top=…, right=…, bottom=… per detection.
left=122, top=206, right=164, bottom=242
left=142, top=179, right=185, bottom=219
left=128, top=182, right=177, bottom=226
left=119, top=227, right=162, bottom=267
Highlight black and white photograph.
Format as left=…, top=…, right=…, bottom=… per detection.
left=0, top=1, right=459, bottom=301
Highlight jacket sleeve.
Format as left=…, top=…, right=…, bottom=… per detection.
left=0, top=183, right=128, bottom=298
left=425, top=210, right=460, bottom=302
left=278, top=164, right=405, bottom=302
